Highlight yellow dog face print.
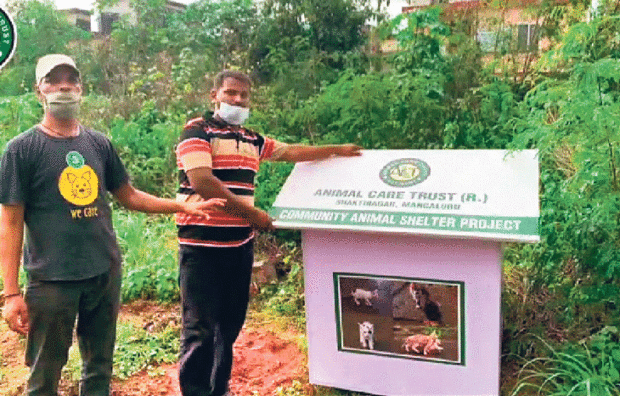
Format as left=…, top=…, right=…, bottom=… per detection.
left=58, top=151, right=99, bottom=206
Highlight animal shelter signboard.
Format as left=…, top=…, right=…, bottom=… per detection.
left=270, top=149, right=539, bottom=242
left=270, top=150, right=539, bottom=396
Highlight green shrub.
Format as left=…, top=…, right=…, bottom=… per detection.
left=510, top=328, right=620, bottom=396
left=113, top=321, right=179, bottom=380
left=107, top=102, right=180, bottom=197
left=0, top=93, right=42, bottom=149
left=258, top=258, right=306, bottom=329
left=6, top=0, right=90, bottom=95
left=114, top=211, right=180, bottom=303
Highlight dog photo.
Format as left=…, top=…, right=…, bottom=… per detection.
left=335, top=273, right=464, bottom=365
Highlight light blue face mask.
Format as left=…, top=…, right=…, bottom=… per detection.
left=218, top=102, right=250, bottom=125
left=43, top=91, right=81, bottom=120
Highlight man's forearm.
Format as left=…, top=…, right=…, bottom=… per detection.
left=122, top=189, right=182, bottom=213
left=276, top=144, right=362, bottom=162
left=1, top=252, right=22, bottom=296
left=0, top=206, right=25, bottom=295
left=112, top=183, right=183, bottom=214
left=193, top=180, right=257, bottom=219
left=277, top=145, right=339, bottom=162
left=186, top=168, right=272, bottom=230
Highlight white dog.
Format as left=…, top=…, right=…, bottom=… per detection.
left=358, top=321, right=375, bottom=350
left=351, top=288, right=379, bottom=306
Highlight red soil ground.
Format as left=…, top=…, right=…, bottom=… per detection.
left=1, top=300, right=308, bottom=396
left=111, top=325, right=308, bottom=396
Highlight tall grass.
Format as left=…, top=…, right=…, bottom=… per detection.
left=0, top=93, right=41, bottom=149
left=114, top=210, right=180, bottom=303
left=510, top=329, right=620, bottom=396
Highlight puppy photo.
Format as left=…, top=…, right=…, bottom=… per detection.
left=358, top=321, right=375, bottom=350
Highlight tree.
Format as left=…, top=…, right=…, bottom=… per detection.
left=508, top=10, right=620, bottom=327
left=252, top=0, right=374, bottom=85
left=1, top=0, right=89, bottom=94
left=167, top=0, right=259, bottom=69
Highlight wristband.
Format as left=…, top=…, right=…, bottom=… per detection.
left=4, top=293, right=21, bottom=299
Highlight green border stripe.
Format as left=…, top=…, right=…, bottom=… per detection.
left=270, top=207, right=538, bottom=236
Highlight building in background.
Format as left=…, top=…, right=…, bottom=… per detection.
left=61, top=8, right=91, bottom=32
left=401, top=0, right=553, bottom=54
left=61, top=0, right=186, bottom=35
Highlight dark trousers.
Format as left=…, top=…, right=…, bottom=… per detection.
left=24, top=267, right=121, bottom=396
left=178, top=242, right=254, bottom=396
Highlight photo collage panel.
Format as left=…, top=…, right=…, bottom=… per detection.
left=334, top=273, right=465, bottom=365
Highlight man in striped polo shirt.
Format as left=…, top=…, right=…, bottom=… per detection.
left=175, top=70, right=361, bottom=396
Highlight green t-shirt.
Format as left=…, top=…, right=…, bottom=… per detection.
left=0, top=126, right=129, bottom=281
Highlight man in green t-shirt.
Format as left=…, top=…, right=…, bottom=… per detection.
left=0, top=54, right=224, bottom=396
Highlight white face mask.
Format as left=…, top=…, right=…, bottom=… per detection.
left=42, top=91, right=81, bottom=120
left=217, top=102, right=250, bottom=125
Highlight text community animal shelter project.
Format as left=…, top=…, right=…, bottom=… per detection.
left=270, top=150, right=539, bottom=396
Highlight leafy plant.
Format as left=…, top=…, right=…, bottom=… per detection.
left=107, top=102, right=180, bottom=196
left=114, top=211, right=180, bottom=303
left=510, top=328, right=620, bottom=396
left=506, top=9, right=620, bottom=333
left=254, top=161, right=295, bottom=212
left=1, top=0, right=90, bottom=95
left=253, top=241, right=306, bottom=330
left=168, top=0, right=259, bottom=69
left=254, top=0, right=374, bottom=86
left=113, top=321, right=179, bottom=380
left=0, top=93, right=42, bottom=149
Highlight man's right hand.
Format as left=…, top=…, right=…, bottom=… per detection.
left=248, top=208, right=274, bottom=231
left=3, top=295, right=29, bottom=335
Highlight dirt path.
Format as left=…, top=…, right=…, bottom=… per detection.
left=1, top=301, right=308, bottom=396
left=112, top=325, right=308, bottom=396
left=0, top=319, right=29, bottom=396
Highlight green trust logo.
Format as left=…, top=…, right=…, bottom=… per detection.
left=380, top=158, right=430, bottom=187
left=0, top=7, right=16, bottom=70
left=66, top=151, right=85, bottom=169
